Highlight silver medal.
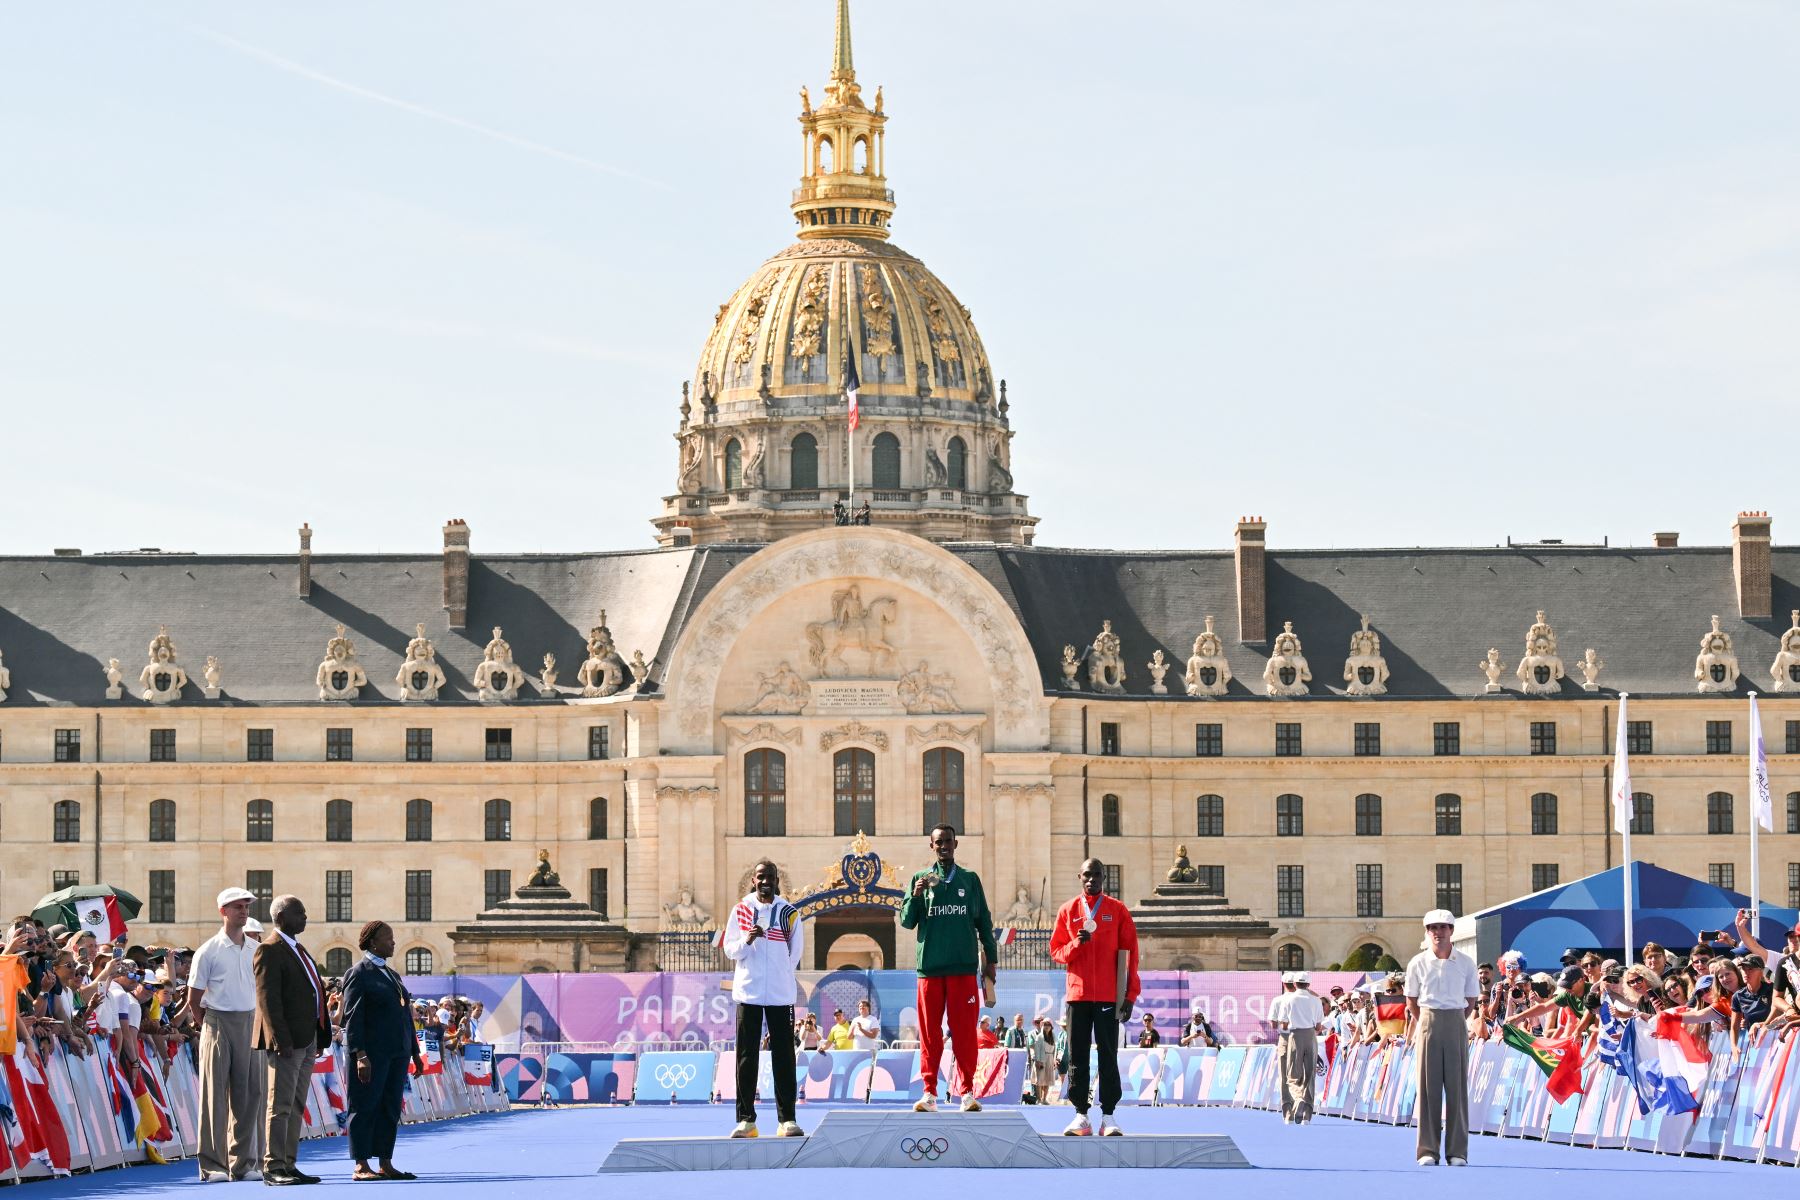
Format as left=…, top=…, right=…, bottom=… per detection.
left=1082, top=918, right=1097, bottom=934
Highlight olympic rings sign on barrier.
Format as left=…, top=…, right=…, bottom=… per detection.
left=654, top=1063, right=699, bottom=1089
left=900, top=1136, right=949, bottom=1161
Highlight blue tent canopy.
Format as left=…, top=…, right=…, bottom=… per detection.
left=1464, top=861, right=1799, bottom=970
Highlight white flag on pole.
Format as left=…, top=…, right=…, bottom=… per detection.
left=1750, top=692, right=1773, bottom=832
left=1611, top=693, right=1634, bottom=834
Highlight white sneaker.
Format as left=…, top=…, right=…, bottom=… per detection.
left=1418, top=1155, right=1437, bottom=1166
left=775, top=1120, right=804, bottom=1138
left=1062, top=1113, right=1093, bottom=1136
left=1098, top=1115, right=1122, bottom=1137
left=198, top=1171, right=229, bottom=1184
left=912, top=1093, right=937, bottom=1113
left=729, top=1120, right=758, bottom=1138
left=960, top=1094, right=982, bottom=1113
left=1447, top=1157, right=1467, bottom=1167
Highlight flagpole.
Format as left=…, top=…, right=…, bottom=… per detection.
left=1613, top=693, right=1634, bottom=961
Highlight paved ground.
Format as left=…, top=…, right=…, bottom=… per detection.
left=18, top=1103, right=1785, bottom=1196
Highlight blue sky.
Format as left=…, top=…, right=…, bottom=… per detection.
left=3, top=2, right=1796, bottom=555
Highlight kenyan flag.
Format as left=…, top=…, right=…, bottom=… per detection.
left=1500, top=1025, right=1584, bottom=1104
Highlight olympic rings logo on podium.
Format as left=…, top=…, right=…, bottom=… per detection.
left=653, top=1063, right=698, bottom=1089
left=900, top=1137, right=948, bottom=1162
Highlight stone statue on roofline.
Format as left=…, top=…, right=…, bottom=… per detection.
left=397, top=623, right=446, bottom=701
left=1184, top=616, right=1231, bottom=698
left=316, top=624, right=366, bottom=702
left=1516, top=611, right=1564, bottom=696
left=578, top=611, right=629, bottom=697
left=1693, top=615, right=1739, bottom=694
left=1479, top=648, right=1505, bottom=694
left=474, top=626, right=526, bottom=703
left=141, top=626, right=188, bottom=704
left=1342, top=614, right=1389, bottom=697
left=1087, top=620, right=1126, bottom=694
left=1772, top=611, right=1800, bottom=693
left=1262, top=621, right=1311, bottom=697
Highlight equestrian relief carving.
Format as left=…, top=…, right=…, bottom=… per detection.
left=806, top=585, right=898, bottom=677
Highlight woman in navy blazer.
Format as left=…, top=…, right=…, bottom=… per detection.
left=339, top=921, right=423, bottom=1181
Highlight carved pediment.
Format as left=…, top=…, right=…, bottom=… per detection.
left=905, top=722, right=981, bottom=746
left=655, top=785, right=720, bottom=805
left=728, top=722, right=803, bottom=747
left=1693, top=615, right=1739, bottom=693
left=1262, top=621, right=1311, bottom=697
left=820, top=720, right=889, bottom=751
left=1342, top=614, right=1389, bottom=697
left=1516, top=610, right=1565, bottom=695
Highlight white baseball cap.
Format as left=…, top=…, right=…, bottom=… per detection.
left=1423, top=908, right=1457, bottom=927
left=244, top=918, right=264, bottom=935
left=1279, top=971, right=1295, bottom=984
left=217, top=887, right=257, bottom=909
left=1293, top=971, right=1311, bottom=986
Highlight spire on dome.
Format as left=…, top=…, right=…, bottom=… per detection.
left=792, top=0, right=893, bottom=239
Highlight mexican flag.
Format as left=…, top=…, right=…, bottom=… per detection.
left=1500, top=1024, right=1585, bottom=1104
left=73, top=896, right=127, bottom=942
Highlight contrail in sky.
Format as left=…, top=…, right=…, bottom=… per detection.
left=194, top=26, right=671, bottom=190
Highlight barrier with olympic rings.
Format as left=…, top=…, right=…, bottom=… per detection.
left=899, top=1136, right=949, bottom=1161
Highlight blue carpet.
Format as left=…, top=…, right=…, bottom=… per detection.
left=16, top=1104, right=1782, bottom=1196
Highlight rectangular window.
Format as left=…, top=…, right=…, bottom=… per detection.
left=325, top=870, right=353, bottom=923
left=148, top=870, right=176, bottom=924
left=1531, top=863, right=1560, bottom=892
left=1707, top=792, right=1734, bottom=835
left=1354, top=794, right=1382, bottom=837
left=1788, top=721, right=1800, bottom=755
left=246, top=729, right=274, bottom=762
left=1706, top=720, right=1732, bottom=755
left=149, top=728, right=176, bottom=762
left=1195, top=794, right=1225, bottom=838
left=1531, top=792, right=1558, bottom=835
left=589, top=726, right=610, bottom=760
left=1435, top=864, right=1463, bottom=914
left=325, top=728, right=353, bottom=762
left=1275, top=794, right=1304, bottom=837
left=589, top=868, right=609, bottom=920
left=1627, top=721, right=1653, bottom=755
left=1098, top=722, right=1121, bottom=757
left=1274, top=723, right=1302, bottom=757
left=1435, top=794, right=1462, bottom=836
left=1194, top=724, right=1223, bottom=757
left=405, top=870, right=432, bottom=923
left=483, top=869, right=511, bottom=911
left=54, top=729, right=81, bottom=763
left=1276, top=865, right=1305, bottom=919
left=1789, top=863, right=1800, bottom=910
left=1629, top=794, right=1655, bottom=835
left=1708, top=863, right=1735, bottom=890
left=1529, top=722, right=1557, bottom=756
left=1353, top=722, right=1381, bottom=757
left=1102, top=864, right=1123, bottom=898
left=51, top=869, right=79, bottom=889
left=1433, top=722, right=1461, bottom=756
left=1195, top=865, right=1225, bottom=895
left=1100, top=794, right=1122, bottom=838
left=245, top=870, right=274, bottom=923
left=1791, top=793, right=1800, bottom=836
left=485, top=728, right=513, bottom=762
left=405, top=728, right=432, bottom=762
left=1355, top=864, right=1383, bottom=918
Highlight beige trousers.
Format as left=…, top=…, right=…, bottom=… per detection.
left=197, top=1009, right=261, bottom=1178
left=1415, top=1008, right=1470, bottom=1162
left=1276, top=1032, right=1293, bottom=1119
left=263, top=1039, right=316, bottom=1175
left=1286, top=1028, right=1318, bottom=1122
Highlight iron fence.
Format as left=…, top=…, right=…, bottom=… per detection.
left=655, top=929, right=729, bottom=973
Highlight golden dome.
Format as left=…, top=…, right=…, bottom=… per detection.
left=693, top=236, right=995, bottom=410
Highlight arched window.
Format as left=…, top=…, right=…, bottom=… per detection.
left=854, top=136, right=870, bottom=174
left=484, top=799, right=512, bottom=842
left=148, top=799, right=177, bottom=843
left=1354, top=794, right=1382, bottom=837
left=53, top=800, right=81, bottom=843
left=1435, top=793, right=1462, bottom=836
left=834, top=748, right=876, bottom=836
left=246, top=799, right=274, bottom=843
left=405, top=799, right=432, bottom=842
left=922, top=748, right=964, bottom=833
left=1530, top=792, right=1558, bottom=836
left=323, top=948, right=352, bottom=977
left=325, top=799, right=354, bottom=843
left=403, top=948, right=433, bottom=975
left=1276, top=944, right=1305, bottom=972
left=790, top=433, right=818, bottom=489
left=1195, top=794, right=1224, bottom=837
left=589, top=797, right=608, bottom=840
left=946, top=437, right=967, bottom=489
left=817, top=136, right=834, bottom=174
left=745, top=749, right=786, bottom=837
left=1275, top=794, right=1304, bottom=837
left=1101, top=794, right=1122, bottom=837
left=1357, top=942, right=1384, bottom=966
left=724, top=438, right=743, bottom=490
left=1707, top=791, right=1734, bottom=836
left=871, top=432, right=901, bottom=488
left=1630, top=793, right=1654, bottom=835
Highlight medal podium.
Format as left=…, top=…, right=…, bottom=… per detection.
left=599, top=1109, right=1251, bottom=1172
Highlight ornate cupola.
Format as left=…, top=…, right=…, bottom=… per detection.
left=651, top=0, right=1036, bottom=549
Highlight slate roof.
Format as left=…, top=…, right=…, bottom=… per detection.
left=0, top=539, right=1793, bottom=704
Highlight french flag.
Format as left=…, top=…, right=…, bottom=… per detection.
left=995, top=928, right=1019, bottom=948
left=73, top=896, right=127, bottom=942
left=845, top=353, right=860, bottom=432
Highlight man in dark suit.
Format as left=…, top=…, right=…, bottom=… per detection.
left=253, top=895, right=331, bottom=1186
left=339, top=921, right=423, bottom=1181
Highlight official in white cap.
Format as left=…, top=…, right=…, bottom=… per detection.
left=1405, top=909, right=1480, bottom=1166
left=1269, top=971, right=1297, bottom=1120
left=187, top=887, right=266, bottom=1182
left=1283, top=972, right=1325, bottom=1123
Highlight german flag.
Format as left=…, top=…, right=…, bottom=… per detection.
left=1500, top=1024, right=1584, bottom=1104
left=1373, top=994, right=1407, bottom=1039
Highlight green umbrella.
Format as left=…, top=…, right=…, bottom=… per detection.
left=31, top=884, right=144, bottom=932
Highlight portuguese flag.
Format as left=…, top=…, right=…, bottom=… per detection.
left=1500, top=1025, right=1585, bottom=1104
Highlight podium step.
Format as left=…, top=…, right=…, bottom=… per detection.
left=598, top=1109, right=1252, bottom=1172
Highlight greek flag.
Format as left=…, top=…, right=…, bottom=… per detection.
left=1595, top=996, right=1628, bottom=1078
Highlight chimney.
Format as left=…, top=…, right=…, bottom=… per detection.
left=1234, top=516, right=1267, bottom=643
left=297, top=523, right=313, bottom=597
left=1652, top=531, right=1679, bottom=548
left=1732, top=511, right=1771, bottom=619
left=443, top=518, right=470, bottom=628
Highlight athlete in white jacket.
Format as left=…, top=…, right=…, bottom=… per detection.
left=722, top=859, right=807, bottom=1138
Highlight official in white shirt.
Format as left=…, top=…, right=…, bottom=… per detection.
left=849, top=998, right=881, bottom=1050
left=1404, top=909, right=1481, bottom=1166
left=1282, top=973, right=1326, bottom=1123
left=188, top=887, right=264, bottom=1183
left=1268, top=972, right=1296, bottom=1120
